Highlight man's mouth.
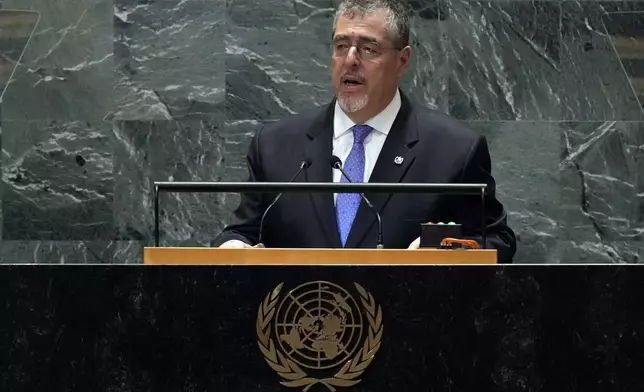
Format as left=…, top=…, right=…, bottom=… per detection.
left=342, top=76, right=364, bottom=86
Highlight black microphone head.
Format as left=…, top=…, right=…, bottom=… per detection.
left=329, top=155, right=342, bottom=169
left=301, top=157, right=313, bottom=168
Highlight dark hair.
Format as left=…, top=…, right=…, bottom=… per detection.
left=334, top=0, right=411, bottom=48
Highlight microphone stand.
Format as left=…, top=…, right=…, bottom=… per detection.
left=256, top=159, right=311, bottom=247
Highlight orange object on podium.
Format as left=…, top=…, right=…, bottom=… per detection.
left=143, top=247, right=497, bottom=265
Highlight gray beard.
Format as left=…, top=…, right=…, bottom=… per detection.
left=338, top=94, right=368, bottom=113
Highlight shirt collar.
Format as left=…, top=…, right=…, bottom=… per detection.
left=333, top=89, right=402, bottom=139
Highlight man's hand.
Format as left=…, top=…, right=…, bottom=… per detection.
left=407, top=237, right=421, bottom=249
left=218, top=240, right=252, bottom=249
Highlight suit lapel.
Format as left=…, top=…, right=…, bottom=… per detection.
left=305, top=102, right=342, bottom=248
left=345, top=93, right=419, bottom=248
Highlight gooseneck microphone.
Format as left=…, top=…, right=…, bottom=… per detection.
left=256, top=158, right=312, bottom=247
left=329, top=155, right=383, bottom=249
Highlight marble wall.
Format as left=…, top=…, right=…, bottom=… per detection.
left=0, top=0, right=642, bottom=263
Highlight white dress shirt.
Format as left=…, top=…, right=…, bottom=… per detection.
left=332, top=89, right=402, bottom=203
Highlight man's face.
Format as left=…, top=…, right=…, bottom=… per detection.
left=331, top=9, right=410, bottom=120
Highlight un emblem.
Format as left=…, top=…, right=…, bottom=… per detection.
left=256, top=281, right=383, bottom=391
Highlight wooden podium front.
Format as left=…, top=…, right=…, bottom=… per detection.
left=143, top=247, right=497, bottom=264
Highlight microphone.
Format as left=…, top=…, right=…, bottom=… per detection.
left=329, top=155, right=383, bottom=249
left=256, top=158, right=312, bottom=247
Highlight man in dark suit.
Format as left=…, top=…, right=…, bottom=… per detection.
left=214, top=0, right=517, bottom=262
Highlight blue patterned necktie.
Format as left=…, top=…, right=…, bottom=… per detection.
left=336, top=124, right=373, bottom=246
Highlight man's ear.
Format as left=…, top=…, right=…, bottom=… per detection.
left=397, top=46, right=412, bottom=76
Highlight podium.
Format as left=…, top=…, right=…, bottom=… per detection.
left=2, top=259, right=644, bottom=391
left=143, top=247, right=497, bottom=264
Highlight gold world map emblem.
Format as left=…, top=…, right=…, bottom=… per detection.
left=256, top=281, right=383, bottom=391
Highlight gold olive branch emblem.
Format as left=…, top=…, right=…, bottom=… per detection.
left=256, top=282, right=383, bottom=391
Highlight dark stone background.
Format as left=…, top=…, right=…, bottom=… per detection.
left=0, top=0, right=643, bottom=263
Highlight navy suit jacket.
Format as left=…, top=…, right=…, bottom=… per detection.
left=213, top=92, right=517, bottom=262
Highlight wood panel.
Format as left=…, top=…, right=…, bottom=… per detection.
left=143, top=247, right=497, bottom=265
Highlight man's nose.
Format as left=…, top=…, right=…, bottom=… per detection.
left=343, top=46, right=360, bottom=67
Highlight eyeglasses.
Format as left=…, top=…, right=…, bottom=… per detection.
left=331, top=39, right=401, bottom=61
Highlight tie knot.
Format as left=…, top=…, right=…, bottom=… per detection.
left=352, top=124, right=373, bottom=145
